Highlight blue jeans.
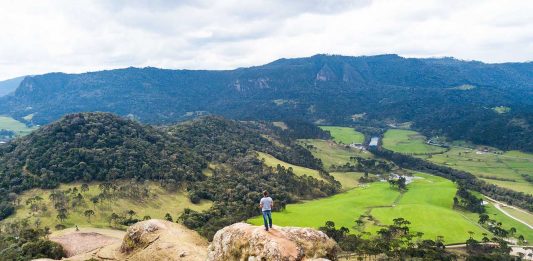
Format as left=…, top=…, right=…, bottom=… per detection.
left=262, top=210, right=272, bottom=229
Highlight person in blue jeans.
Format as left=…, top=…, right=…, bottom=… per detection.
left=260, top=190, right=274, bottom=231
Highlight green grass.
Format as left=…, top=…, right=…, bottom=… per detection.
left=418, top=147, right=533, bottom=194
left=257, top=152, right=325, bottom=181
left=330, top=172, right=364, bottom=191
left=0, top=116, right=37, bottom=136
left=498, top=206, right=533, bottom=227
left=382, top=129, right=448, bottom=155
left=461, top=201, right=533, bottom=243
left=249, top=173, right=488, bottom=244
left=2, top=181, right=212, bottom=231
left=319, top=126, right=365, bottom=144
left=298, top=139, right=372, bottom=170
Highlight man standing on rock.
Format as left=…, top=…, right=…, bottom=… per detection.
left=260, top=190, right=274, bottom=231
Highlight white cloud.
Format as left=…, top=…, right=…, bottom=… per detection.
left=0, top=0, right=532, bottom=80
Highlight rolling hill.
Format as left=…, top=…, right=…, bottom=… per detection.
left=1, top=54, right=533, bottom=152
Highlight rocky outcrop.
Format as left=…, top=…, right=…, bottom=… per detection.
left=118, top=219, right=209, bottom=260
left=40, top=220, right=208, bottom=261
left=35, top=220, right=337, bottom=261
left=207, top=223, right=338, bottom=261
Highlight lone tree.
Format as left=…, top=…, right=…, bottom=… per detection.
left=90, top=196, right=99, bottom=210
left=56, top=210, right=67, bottom=223
left=81, top=184, right=89, bottom=193
left=127, top=210, right=136, bottom=220
left=84, top=209, right=95, bottom=223
left=164, top=213, right=173, bottom=222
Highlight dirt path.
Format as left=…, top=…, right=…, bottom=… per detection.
left=485, top=196, right=533, bottom=230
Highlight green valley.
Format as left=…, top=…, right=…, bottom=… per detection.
left=319, top=126, right=365, bottom=144
left=0, top=115, right=37, bottom=136
left=249, top=173, right=492, bottom=244
left=383, top=129, right=448, bottom=155
left=418, top=147, right=533, bottom=194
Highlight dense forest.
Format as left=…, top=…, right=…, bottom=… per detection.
left=1, top=54, right=533, bottom=152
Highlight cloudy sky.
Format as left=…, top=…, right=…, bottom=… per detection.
left=0, top=0, right=532, bottom=80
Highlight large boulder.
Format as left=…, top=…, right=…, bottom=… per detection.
left=38, top=220, right=208, bottom=261
left=118, top=219, right=208, bottom=260
left=207, top=223, right=338, bottom=261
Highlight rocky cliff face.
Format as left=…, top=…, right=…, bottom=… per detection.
left=207, top=223, right=338, bottom=261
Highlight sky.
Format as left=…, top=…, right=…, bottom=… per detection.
left=0, top=0, right=532, bottom=80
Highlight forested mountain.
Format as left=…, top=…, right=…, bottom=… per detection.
left=1, top=54, right=533, bottom=151
left=169, top=116, right=324, bottom=170
left=0, top=113, right=207, bottom=218
left=0, top=76, right=26, bottom=97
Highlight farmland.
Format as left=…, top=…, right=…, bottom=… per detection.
left=382, top=129, right=448, bottom=155
left=257, top=151, right=325, bottom=181
left=0, top=115, right=37, bottom=136
left=298, top=139, right=372, bottom=170
left=249, top=173, right=495, bottom=244
left=418, top=147, right=533, bottom=194
left=319, top=126, right=365, bottom=144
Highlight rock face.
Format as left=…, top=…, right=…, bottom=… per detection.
left=207, top=223, right=338, bottom=261
left=41, top=220, right=208, bottom=261
left=35, top=221, right=337, bottom=261
left=118, top=219, right=209, bottom=260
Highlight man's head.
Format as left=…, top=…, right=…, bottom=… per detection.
left=263, top=190, right=269, bottom=197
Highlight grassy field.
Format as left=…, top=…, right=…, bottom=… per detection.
left=319, top=126, right=365, bottom=144
left=461, top=201, right=533, bottom=243
left=500, top=206, right=533, bottom=227
left=257, top=152, right=325, bottom=181
left=2, top=182, right=212, bottom=231
left=0, top=115, right=37, bottom=136
left=330, top=172, right=364, bottom=191
left=249, top=173, right=489, bottom=244
left=298, top=139, right=372, bottom=170
left=382, top=129, right=448, bottom=155
left=418, top=147, right=533, bottom=194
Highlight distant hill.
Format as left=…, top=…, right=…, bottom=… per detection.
left=1, top=54, right=533, bottom=151
left=0, top=76, right=26, bottom=97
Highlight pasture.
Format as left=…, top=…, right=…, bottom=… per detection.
left=3, top=182, right=212, bottom=231
left=382, top=129, right=447, bottom=154
left=298, top=139, right=372, bottom=170
left=419, top=148, right=533, bottom=194
left=257, top=151, right=325, bottom=181
left=330, top=172, right=364, bottom=190
left=0, top=115, right=37, bottom=136
left=249, top=173, right=489, bottom=244
left=319, top=126, right=365, bottom=144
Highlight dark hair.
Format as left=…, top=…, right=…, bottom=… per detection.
left=263, top=191, right=269, bottom=197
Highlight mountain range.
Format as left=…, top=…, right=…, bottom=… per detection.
left=1, top=54, right=532, bottom=151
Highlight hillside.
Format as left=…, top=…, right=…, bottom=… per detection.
left=0, top=113, right=338, bottom=244
left=1, top=54, right=533, bottom=152
left=0, top=76, right=25, bottom=97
